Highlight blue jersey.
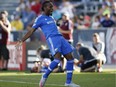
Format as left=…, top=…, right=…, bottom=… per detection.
left=32, top=14, right=61, bottom=39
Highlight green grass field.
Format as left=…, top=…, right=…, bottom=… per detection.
left=0, top=71, right=116, bottom=87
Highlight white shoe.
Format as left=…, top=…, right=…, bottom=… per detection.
left=39, top=75, right=47, bottom=87
left=65, top=83, right=80, bottom=87
left=97, top=67, right=103, bottom=72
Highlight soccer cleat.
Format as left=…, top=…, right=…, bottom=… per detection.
left=65, top=83, right=80, bottom=87
left=39, top=76, right=47, bottom=87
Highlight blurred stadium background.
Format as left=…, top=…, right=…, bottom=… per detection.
left=0, top=0, right=115, bottom=71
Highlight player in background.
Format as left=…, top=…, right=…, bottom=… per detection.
left=58, top=14, right=74, bottom=44
left=0, top=11, right=11, bottom=70
left=75, top=42, right=98, bottom=72
left=32, top=45, right=64, bottom=73
left=92, top=33, right=106, bottom=72
left=31, top=45, right=47, bottom=73
left=15, top=1, right=80, bottom=87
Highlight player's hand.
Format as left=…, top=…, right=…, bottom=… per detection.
left=15, top=40, right=23, bottom=50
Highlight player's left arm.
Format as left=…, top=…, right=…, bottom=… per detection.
left=15, top=28, right=36, bottom=50
left=21, top=28, right=36, bottom=42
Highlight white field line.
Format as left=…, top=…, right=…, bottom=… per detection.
left=0, top=80, right=64, bottom=87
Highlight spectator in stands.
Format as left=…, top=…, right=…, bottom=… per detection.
left=59, top=0, right=75, bottom=19
left=77, top=15, right=86, bottom=30
left=92, top=33, right=106, bottom=72
left=91, top=16, right=100, bottom=29
left=101, top=14, right=115, bottom=27
left=102, top=2, right=111, bottom=16
left=52, top=6, right=62, bottom=21
left=0, top=12, right=11, bottom=70
left=84, top=15, right=91, bottom=29
left=30, top=0, right=41, bottom=15
left=112, top=13, right=116, bottom=26
left=58, top=14, right=74, bottom=44
left=18, top=0, right=26, bottom=12
left=73, top=15, right=78, bottom=30
left=21, top=5, right=36, bottom=29
left=11, top=15, right=24, bottom=31
left=16, top=0, right=30, bottom=16
left=74, top=42, right=98, bottom=72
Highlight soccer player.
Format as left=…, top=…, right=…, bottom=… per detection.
left=16, top=1, right=80, bottom=87
left=0, top=12, right=11, bottom=70
left=58, top=14, right=74, bottom=44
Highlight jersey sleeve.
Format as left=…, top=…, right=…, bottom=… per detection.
left=32, top=16, right=42, bottom=29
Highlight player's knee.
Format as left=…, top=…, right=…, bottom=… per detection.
left=64, top=53, right=74, bottom=60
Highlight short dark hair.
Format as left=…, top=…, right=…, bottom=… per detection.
left=41, top=0, right=52, bottom=11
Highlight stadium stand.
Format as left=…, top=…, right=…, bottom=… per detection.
left=0, top=0, right=19, bottom=14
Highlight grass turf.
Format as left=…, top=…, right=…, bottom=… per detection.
left=0, top=71, right=115, bottom=87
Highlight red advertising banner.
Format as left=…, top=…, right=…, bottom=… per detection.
left=7, top=42, right=26, bottom=70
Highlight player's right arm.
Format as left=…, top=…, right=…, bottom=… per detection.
left=15, top=16, right=41, bottom=49
left=15, top=29, right=36, bottom=49
left=20, top=29, right=36, bottom=42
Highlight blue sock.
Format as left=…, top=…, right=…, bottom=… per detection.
left=66, top=59, right=74, bottom=84
left=43, top=58, right=60, bottom=78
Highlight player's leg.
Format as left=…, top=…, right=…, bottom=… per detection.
left=2, top=45, right=9, bottom=70
left=43, top=52, right=61, bottom=78
left=0, top=46, right=3, bottom=70
left=0, top=48, right=2, bottom=69
left=64, top=53, right=80, bottom=87
left=0, top=56, right=4, bottom=70
left=96, top=59, right=105, bottom=72
left=64, top=53, right=74, bottom=84
left=39, top=52, right=61, bottom=87
left=81, top=59, right=97, bottom=72
left=97, top=54, right=106, bottom=72
left=61, top=37, right=80, bottom=87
